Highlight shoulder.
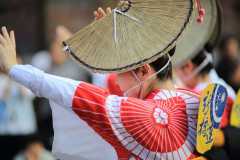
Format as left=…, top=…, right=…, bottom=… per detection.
left=176, top=88, right=200, bottom=98
left=105, top=91, right=198, bottom=159
left=153, top=88, right=200, bottom=105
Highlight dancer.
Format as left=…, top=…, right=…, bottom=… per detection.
left=0, top=0, right=206, bottom=159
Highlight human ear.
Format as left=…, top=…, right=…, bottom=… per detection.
left=135, top=64, right=152, bottom=79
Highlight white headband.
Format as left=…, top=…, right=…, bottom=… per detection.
left=184, top=51, right=213, bottom=81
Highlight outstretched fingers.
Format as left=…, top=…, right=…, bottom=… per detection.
left=0, top=26, right=17, bottom=73
left=94, top=11, right=100, bottom=20
left=98, top=7, right=106, bottom=17
left=10, top=31, right=16, bottom=48
left=0, top=27, right=7, bottom=46
left=0, top=27, right=14, bottom=47
left=2, top=27, right=11, bottom=43
left=0, top=34, right=6, bottom=46
left=94, top=7, right=112, bottom=20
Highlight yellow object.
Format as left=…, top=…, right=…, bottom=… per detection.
left=192, top=156, right=208, bottom=160
left=230, top=90, right=240, bottom=127
left=213, top=129, right=225, bottom=147
left=196, top=84, right=215, bottom=154
left=196, top=84, right=227, bottom=153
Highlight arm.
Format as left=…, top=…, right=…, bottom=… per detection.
left=0, top=27, right=80, bottom=107
left=0, top=8, right=112, bottom=106
left=9, top=64, right=79, bottom=107
left=0, top=8, right=113, bottom=107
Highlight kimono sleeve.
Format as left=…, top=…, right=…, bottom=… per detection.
left=72, top=86, right=197, bottom=159
left=9, top=65, right=79, bottom=107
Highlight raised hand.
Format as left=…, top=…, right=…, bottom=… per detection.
left=94, top=7, right=112, bottom=20
left=0, top=26, right=17, bottom=74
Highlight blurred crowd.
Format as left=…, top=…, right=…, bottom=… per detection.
left=0, top=24, right=105, bottom=159
left=0, top=1, right=240, bottom=160
left=215, top=35, right=240, bottom=92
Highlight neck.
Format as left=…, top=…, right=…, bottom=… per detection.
left=152, top=79, right=175, bottom=90
left=141, top=79, right=175, bottom=99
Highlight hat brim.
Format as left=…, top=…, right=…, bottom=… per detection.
left=64, top=0, right=194, bottom=73
left=206, top=0, right=223, bottom=52
left=173, top=0, right=218, bottom=67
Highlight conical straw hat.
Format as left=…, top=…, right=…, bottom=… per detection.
left=64, top=0, right=194, bottom=73
left=172, top=0, right=218, bottom=67
left=206, top=0, right=222, bottom=52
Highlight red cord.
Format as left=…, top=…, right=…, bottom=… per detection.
left=195, top=0, right=206, bottom=23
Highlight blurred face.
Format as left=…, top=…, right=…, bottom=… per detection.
left=116, top=64, right=155, bottom=98
left=49, top=26, right=72, bottom=65
left=176, top=61, right=198, bottom=89
left=50, top=40, right=67, bottom=65
left=226, top=38, right=239, bottom=58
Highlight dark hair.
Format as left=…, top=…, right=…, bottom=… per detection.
left=149, top=46, right=175, bottom=81
left=191, top=50, right=213, bottom=75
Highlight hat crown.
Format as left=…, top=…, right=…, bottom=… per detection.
left=64, top=0, right=194, bottom=73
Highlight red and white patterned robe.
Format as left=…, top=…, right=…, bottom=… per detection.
left=10, top=65, right=200, bottom=160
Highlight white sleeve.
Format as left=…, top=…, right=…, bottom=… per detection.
left=9, top=65, right=80, bottom=107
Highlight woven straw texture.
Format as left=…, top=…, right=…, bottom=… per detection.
left=173, top=0, right=218, bottom=67
left=64, top=0, right=193, bottom=73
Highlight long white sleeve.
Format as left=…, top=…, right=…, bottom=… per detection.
left=9, top=65, right=79, bottom=107
left=9, top=65, right=118, bottom=160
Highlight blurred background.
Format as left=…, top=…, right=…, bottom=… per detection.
left=1, top=0, right=240, bottom=58
left=0, top=0, right=240, bottom=160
